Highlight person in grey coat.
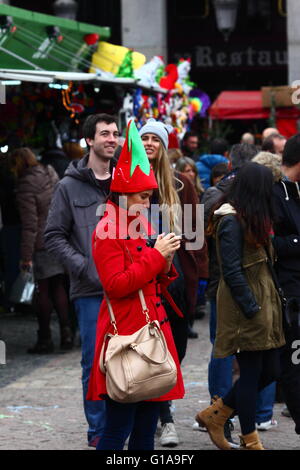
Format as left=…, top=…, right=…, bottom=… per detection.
left=44, top=113, right=119, bottom=448
left=10, top=147, right=72, bottom=353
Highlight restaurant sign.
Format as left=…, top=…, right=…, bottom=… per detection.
left=196, top=46, right=287, bottom=69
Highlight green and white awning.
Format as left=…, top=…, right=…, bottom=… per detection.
left=0, top=4, right=167, bottom=92
left=0, top=68, right=138, bottom=84
left=0, top=3, right=110, bottom=73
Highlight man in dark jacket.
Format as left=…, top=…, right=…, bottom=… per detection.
left=44, top=113, right=119, bottom=448
left=272, top=133, right=300, bottom=435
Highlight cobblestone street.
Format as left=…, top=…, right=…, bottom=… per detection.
left=0, top=310, right=299, bottom=451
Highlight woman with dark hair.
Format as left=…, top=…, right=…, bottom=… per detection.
left=195, top=162, right=285, bottom=450
left=10, top=147, right=73, bottom=352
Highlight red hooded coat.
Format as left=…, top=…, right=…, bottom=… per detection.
left=87, top=201, right=185, bottom=402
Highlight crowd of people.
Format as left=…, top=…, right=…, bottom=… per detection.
left=0, top=115, right=299, bottom=451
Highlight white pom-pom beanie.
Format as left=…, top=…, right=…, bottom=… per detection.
left=139, top=118, right=173, bottom=150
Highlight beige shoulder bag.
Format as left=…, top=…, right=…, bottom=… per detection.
left=99, top=288, right=177, bottom=403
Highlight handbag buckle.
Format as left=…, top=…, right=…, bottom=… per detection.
left=112, top=321, right=118, bottom=336
left=143, top=307, right=151, bottom=323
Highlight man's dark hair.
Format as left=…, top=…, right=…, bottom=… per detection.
left=210, top=162, right=229, bottom=185
left=210, top=138, right=229, bottom=156
left=82, top=113, right=118, bottom=140
left=261, top=133, right=284, bottom=153
left=230, top=143, right=259, bottom=170
left=282, top=133, right=300, bottom=167
left=182, top=131, right=198, bottom=143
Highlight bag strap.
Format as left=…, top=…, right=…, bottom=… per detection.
left=105, top=289, right=151, bottom=335
left=104, top=246, right=151, bottom=334
left=99, top=332, right=112, bottom=372
left=264, top=246, right=284, bottom=295
left=265, top=253, right=279, bottom=288
left=104, top=293, right=118, bottom=335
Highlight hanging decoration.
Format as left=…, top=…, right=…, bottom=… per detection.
left=83, top=40, right=210, bottom=138
left=176, top=58, right=196, bottom=95
left=189, top=89, right=211, bottom=119
left=62, top=82, right=75, bottom=118
left=61, top=81, right=86, bottom=123
left=117, top=56, right=212, bottom=138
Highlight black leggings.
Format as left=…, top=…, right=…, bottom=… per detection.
left=223, top=349, right=280, bottom=435
left=36, top=274, right=70, bottom=338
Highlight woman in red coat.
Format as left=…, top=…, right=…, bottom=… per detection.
left=139, top=118, right=208, bottom=446
left=87, top=121, right=185, bottom=450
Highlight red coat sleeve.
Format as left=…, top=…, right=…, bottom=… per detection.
left=157, top=263, right=178, bottom=287
left=92, top=236, right=167, bottom=298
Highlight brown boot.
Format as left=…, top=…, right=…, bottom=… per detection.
left=195, top=398, right=234, bottom=450
left=239, top=430, right=265, bottom=450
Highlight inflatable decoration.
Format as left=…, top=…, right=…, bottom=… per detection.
left=135, top=55, right=165, bottom=88
left=116, top=50, right=134, bottom=78
left=90, top=41, right=145, bottom=75
left=159, top=64, right=179, bottom=90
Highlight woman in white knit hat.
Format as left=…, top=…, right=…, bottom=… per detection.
left=139, top=119, right=209, bottom=447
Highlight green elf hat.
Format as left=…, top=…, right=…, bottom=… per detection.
left=110, top=119, right=158, bottom=193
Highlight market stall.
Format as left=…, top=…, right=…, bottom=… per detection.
left=208, top=90, right=300, bottom=138
left=0, top=3, right=211, bottom=151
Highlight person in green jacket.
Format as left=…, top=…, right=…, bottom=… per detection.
left=195, top=162, right=285, bottom=450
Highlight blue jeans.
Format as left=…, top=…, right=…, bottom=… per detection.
left=209, top=298, right=276, bottom=421
left=97, top=398, right=160, bottom=450
left=73, top=296, right=106, bottom=443
left=256, top=382, right=276, bottom=424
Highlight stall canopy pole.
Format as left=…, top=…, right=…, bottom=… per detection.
left=0, top=46, right=43, bottom=70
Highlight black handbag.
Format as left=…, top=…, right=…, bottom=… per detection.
left=265, top=248, right=300, bottom=333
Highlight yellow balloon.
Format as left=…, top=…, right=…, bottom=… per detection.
left=90, top=41, right=146, bottom=74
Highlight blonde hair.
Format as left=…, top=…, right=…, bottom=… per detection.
left=175, top=156, right=204, bottom=196
left=252, top=151, right=282, bottom=182
left=151, top=143, right=182, bottom=232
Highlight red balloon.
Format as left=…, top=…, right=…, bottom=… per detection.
left=84, top=33, right=100, bottom=46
